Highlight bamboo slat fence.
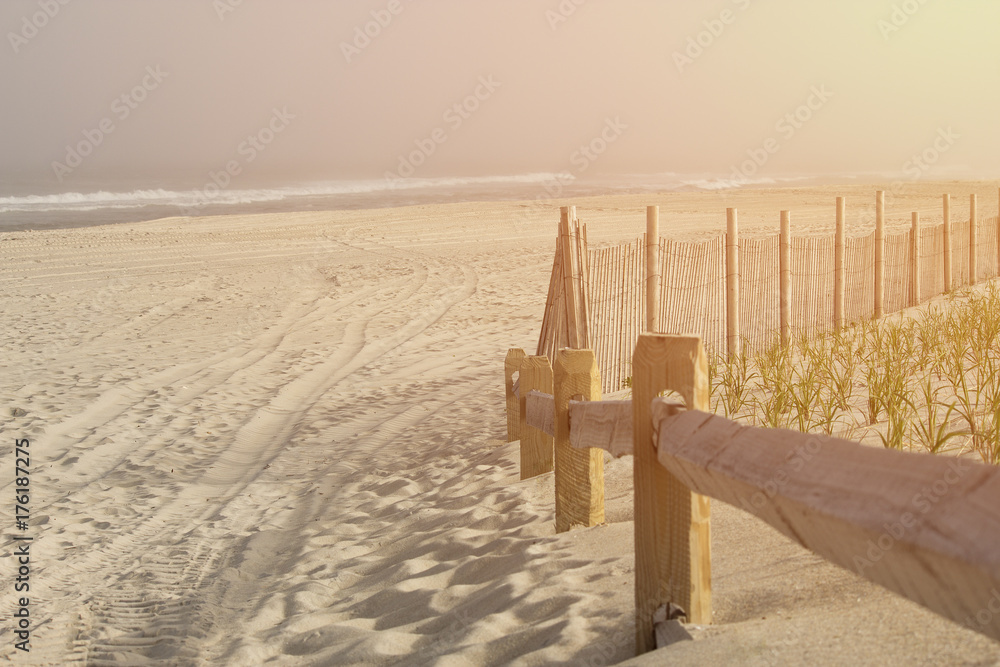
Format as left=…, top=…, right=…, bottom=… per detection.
left=535, top=192, right=1000, bottom=394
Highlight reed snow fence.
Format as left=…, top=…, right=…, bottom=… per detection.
left=537, top=193, right=1000, bottom=395
left=505, top=334, right=1000, bottom=655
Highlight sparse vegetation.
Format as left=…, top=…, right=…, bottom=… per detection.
left=710, top=282, right=1000, bottom=463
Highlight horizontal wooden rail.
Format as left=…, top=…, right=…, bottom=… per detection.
left=525, top=389, right=554, bottom=436
left=655, top=408, right=1000, bottom=643
left=525, top=390, right=633, bottom=457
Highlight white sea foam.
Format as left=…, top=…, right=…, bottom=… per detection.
left=0, top=173, right=576, bottom=214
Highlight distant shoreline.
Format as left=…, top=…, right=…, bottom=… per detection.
left=1, top=176, right=996, bottom=233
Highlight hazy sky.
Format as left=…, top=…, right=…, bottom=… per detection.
left=2, top=0, right=999, bottom=192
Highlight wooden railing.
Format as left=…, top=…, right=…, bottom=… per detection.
left=504, top=334, right=1000, bottom=654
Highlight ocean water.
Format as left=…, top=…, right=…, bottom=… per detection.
left=0, top=171, right=868, bottom=231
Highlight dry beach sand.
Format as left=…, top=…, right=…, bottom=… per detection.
left=3, top=181, right=1000, bottom=665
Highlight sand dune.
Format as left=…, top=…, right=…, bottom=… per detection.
left=3, top=184, right=1000, bottom=665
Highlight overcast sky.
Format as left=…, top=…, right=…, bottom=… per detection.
left=2, top=0, right=999, bottom=192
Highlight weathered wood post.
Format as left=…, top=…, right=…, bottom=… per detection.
left=575, top=216, right=591, bottom=347
left=726, top=208, right=740, bottom=358
left=553, top=349, right=604, bottom=533
left=518, top=356, right=554, bottom=479
left=646, top=206, right=660, bottom=333
left=875, top=191, right=885, bottom=319
left=996, top=188, right=1000, bottom=279
left=780, top=211, right=791, bottom=347
left=633, top=334, right=712, bottom=653
left=943, top=194, right=952, bottom=293
left=560, top=206, right=582, bottom=349
left=834, top=196, right=845, bottom=329
left=505, top=348, right=526, bottom=442
left=971, top=194, right=979, bottom=286
left=911, top=212, right=921, bottom=307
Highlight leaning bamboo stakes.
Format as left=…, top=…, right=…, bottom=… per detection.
left=537, top=206, right=590, bottom=360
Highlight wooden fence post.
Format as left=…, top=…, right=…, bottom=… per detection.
left=780, top=211, right=791, bottom=346
left=518, top=356, right=554, bottom=479
left=646, top=206, right=660, bottom=333
left=505, top=348, right=526, bottom=442
left=633, top=334, right=711, bottom=654
left=997, top=188, right=1000, bottom=278
left=835, top=196, right=845, bottom=329
left=560, top=206, right=582, bottom=349
left=553, top=349, right=604, bottom=533
left=575, top=214, right=591, bottom=348
left=726, top=208, right=740, bottom=358
left=971, top=194, right=978, bottom=286
left=911, top=212, right=921, bottom=307
left=875, top=191, right=885, bottom=319
left=943, top=194, right=952, bottom=293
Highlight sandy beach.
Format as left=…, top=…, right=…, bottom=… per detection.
left=3, top=181, right=1000, bottom=665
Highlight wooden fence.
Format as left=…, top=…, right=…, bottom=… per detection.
left=505, top=334, right=1000, bottom=655
left=537, top=192, right=1000, bottom=394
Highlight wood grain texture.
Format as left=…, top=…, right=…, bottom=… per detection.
left=646, top=206, right=659, bottom=333
left=726, top=209, right=740, bottom=358
left=527, top=392, right=634, bottom=456
left=971, top=194, right=979, bottom=286
left=943, top=193, right=952, bottom=294
left=876, top=190, right=885, bottom=318
left=518, top=356, right=554, bottom=480
left=654, top=408, right=1000, bottom=642
left=780, top=211, right=791, bottom=347
left=505, top=349, right=526, bottom=442
left=912, top=212, right=921, bottom=307
left=525, top=389, right=554, bottom=437
left=554, top=348, right=604, bottom=534
left=835, top=196, right=845, bottom=329
left=560, top=207, right=582, bottom=350
left=569, top=399, right=633, bottom=457
left=632, top=334, right=711, bottom=654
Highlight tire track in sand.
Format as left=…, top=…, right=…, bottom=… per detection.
left=3, top=254, right=478, bottom=665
